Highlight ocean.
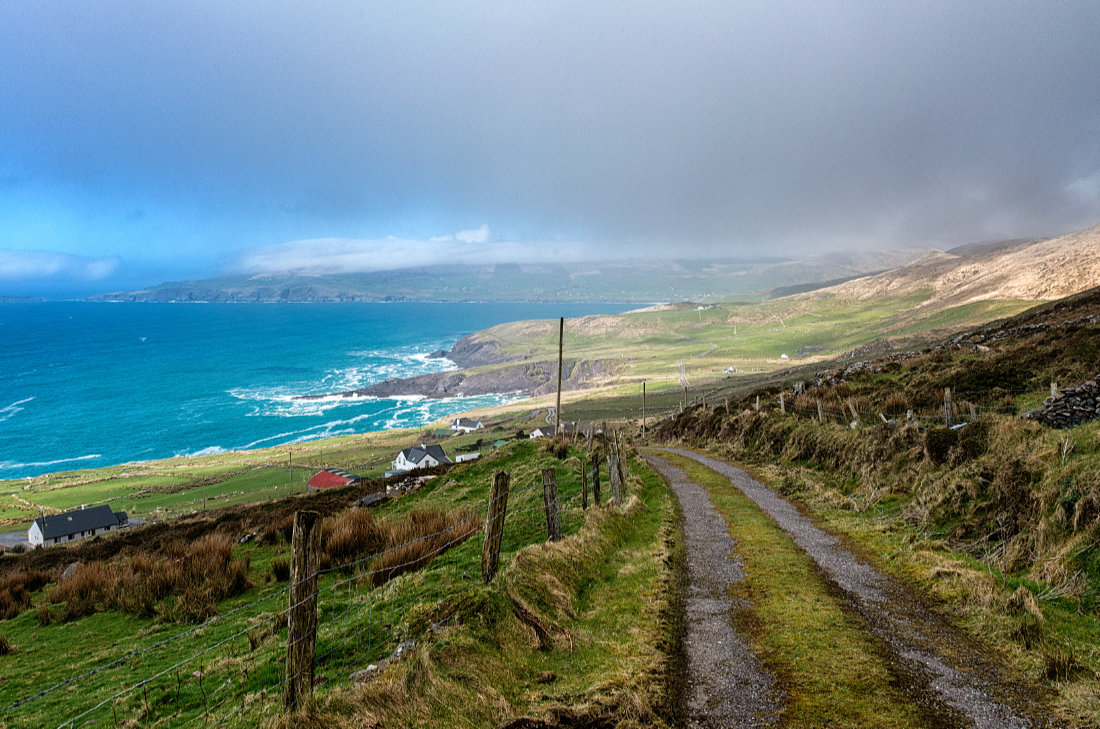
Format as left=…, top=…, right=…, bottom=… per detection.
left=0, top=301, right=630, bottom=479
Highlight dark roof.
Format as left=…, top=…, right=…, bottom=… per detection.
left=33, top=505, right=123, bottom=540
left=399, top=444, right=452, bottom=465
left=452, top=417, right=482, bottom=428
left=308, top=469, right=362, bottom=489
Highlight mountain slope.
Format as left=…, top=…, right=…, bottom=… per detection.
left=817, top=225, right=1100, bottom=308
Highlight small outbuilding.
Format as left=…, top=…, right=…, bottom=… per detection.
left=28, top=505, right=128, bottom=548
left=307, top=469, right=363, bottom=492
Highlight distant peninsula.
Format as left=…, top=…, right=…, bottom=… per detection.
left=88, top=250, right=926, bottom=304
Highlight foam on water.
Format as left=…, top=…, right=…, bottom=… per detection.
left=0, top=397, right=34, bottom=423
left=0, top=301, right=629, bottom=478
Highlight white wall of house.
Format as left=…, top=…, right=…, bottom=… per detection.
left=28, top=521, right=43, bottom=547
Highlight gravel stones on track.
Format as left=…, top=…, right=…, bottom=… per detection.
left=658, top=447, right=1053, bottom=729
left=642, top=453, right=784, bottom=729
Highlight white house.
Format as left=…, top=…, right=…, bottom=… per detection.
left=451, top=417, right=484, bottom=433
left=392, top=444, right=453, bottom=473
left=528, top=427, right=553, bottom=439
left=28, top=505, right=128, bottom=548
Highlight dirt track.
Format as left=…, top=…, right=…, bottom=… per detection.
left=649, top=448, right=1058, bottom=729
left=643, top=453, right=783, bottom=728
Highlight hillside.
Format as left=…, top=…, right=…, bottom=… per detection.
left=369, top=224, right=1098, bottom=402
left=817, top=225, right=1100, bottom=308
left=650, top=287, right=1100, bottom=725
left=88, top=249, right=925, bottom=303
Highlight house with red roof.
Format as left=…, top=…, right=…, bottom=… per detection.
left=307, top=469, right=362, bottom=492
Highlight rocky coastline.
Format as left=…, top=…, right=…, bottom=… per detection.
left=296, top=333, right=618, bottom=401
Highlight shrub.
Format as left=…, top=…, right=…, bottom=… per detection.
left=0, top=633, right=11, bottom=655
left=324, top=509, right=387, bottom=564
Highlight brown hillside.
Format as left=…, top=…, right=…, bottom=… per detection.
left=814, top=224, right=1100, bottom=309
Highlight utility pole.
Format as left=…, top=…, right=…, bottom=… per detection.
left=642, top=381, right=646, bottom=436
left=555, top=317, right=563, bottom=440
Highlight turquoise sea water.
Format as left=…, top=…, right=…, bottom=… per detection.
left=0, top=302, right=629, bottom=479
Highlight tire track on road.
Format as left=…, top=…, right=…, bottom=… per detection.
left=657, top=447, right=1056, bottom=729
left=642, top=452, right=784, bottom=728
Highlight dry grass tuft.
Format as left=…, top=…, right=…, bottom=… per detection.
left=324, top=509, right=387, bottom=564
left=0, top=568, right=52, bottom=620
left=369, top=509, right=482, bottom=587
left=45, top=533, right=251, bottom=623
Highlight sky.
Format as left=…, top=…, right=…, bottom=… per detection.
left=2, top=1, right=1099, bottom=296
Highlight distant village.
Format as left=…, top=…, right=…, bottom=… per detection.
left=16, top=415, right=599, bottom=550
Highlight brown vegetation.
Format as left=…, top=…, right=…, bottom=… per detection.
left=46, top=533, right=251, bottom=623
left=367, top=509, right=481, bottom=587
left=0, top=568, right=52, bottom=620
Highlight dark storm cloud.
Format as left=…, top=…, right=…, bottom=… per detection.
left=1, top=0, right=1098, bottom=286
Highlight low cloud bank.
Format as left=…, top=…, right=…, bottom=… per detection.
left=236, top=226, right=592, bottom=275
left=0, top=250, right=120, bottom=281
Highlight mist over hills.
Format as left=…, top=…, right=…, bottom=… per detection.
left=88, top=248, right=926, bottom=304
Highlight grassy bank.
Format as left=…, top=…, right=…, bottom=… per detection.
left=0, top=440, right=682, bottom=729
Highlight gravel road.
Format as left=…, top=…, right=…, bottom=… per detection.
left=642, top=452, right=784, bottom=728
left=657, top=448, right=1055, bottom=729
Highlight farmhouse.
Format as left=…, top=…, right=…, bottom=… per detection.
left=451, top=417, right=484, bottom=433
left=307, top=469, right=363, bottom=492
left=392, top=444, right=452, bottom=472
left=529, top=422, right=594, bottom=439
left=28, top=505, right=128, bottom=548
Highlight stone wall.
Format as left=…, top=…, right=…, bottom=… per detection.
left=1022, top=375, right=1100, bottom=429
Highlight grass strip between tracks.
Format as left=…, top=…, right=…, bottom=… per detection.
left=659, top=451, right=928, bottom=729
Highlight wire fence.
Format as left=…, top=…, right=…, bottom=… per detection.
left=2, top=461, right=603, bottom=729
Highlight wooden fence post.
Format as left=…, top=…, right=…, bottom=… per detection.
left=847, top=399, right=860, bottom=428
left=581, top=456, right=588, bottom=510
left=944, top=387, right=954, bottom=427
left=541, top=468, right=561, bottom=542
left=1051, top=382, right=1059, bottom=398
left=482, top=471, right=509, bottom=583
left=779, top=393, right=785, bottom=413
left=590, top=463, right=601, bottom=506
left=608, top=455, right=623, bottom=507
left=284, top=510, right=321, bottom=713
left=968, top=402, right=977, bottom=421
left=724, top=394, right=729, bottom=412
left=755, top=395, right=760, bottom=411
left=817, top=399, right=824, bottom=423
left=702, top=394, right=707, bottom=409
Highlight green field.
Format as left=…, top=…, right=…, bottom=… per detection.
left=0, top=440, right=677, bottom=729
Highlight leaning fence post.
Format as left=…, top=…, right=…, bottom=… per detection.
left=541, top=468, right=561, bottom=542
left=608, top=455, right=622, bottom=506
left=482, top=471, right=510, bottom=583
left=847, top=398, right=860, bottom=428
left=284, top=510, right=321, bottom=713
